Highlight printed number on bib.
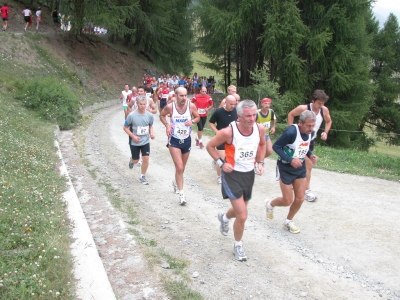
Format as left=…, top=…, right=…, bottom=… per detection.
left=198, top=108, right=206, bottom=114
left=261, top=121, right=271, bottom=129
left=175, top=123, right=189, bottom=138
left=235, top=146, right=256, bottom=161
left=293, top=144, right=309, bottom=159
left=137, top=126, right=149, bottom=135
left=146, top=93, right=152, bottom=98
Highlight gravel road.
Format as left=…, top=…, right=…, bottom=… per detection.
left=58, top=101, right=400, bottom=300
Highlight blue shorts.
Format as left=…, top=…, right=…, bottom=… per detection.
left=160, top=100, right=167, bottom=109
left=169, top=136, right=192, bottom=154
left=265, top=135, right=270, bottom=141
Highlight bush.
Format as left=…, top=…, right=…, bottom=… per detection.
left=15, top=77, right=81, bottom=129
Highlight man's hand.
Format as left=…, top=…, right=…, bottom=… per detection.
left=290, top=158, right=303, bottom=168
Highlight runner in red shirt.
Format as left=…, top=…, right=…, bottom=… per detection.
left=191, top=86, right=213, bottom=148
left=1, top=3, right=10, bottom=31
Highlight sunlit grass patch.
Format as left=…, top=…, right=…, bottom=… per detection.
left=0, top=95, right=74, bottom=299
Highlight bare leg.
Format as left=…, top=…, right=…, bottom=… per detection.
left=141, top=156, right=149, bottom=175
left=265, top=138, right=273, bottom=158
left=169, top=146, right=190, bottom=190
left=226, top=198, right=249, bottom=241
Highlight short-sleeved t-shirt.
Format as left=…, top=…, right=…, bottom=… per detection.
left=209, top=107, right=237, bottom=130
left=1, top=6, right=10, bottom=18
left=124, top=111, right=154, bottom=146
left=191, top=94, right=213, bottom=117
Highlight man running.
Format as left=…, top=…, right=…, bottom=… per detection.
left=219, top=85, right=237, bottom=108
left=159, top=87, right=200, bottom=205
left=22, top=6, right=31, bottom=32
left=266, top=110, right=318, bottom=234
left=120, top=84, right=132, bottom=119
left=256, top=98, right=277, bottom=158
left=1, top=3, right=10, bottom=31
left=207, top=100, right=266, bottom=261
left=208, top=95, right=237, bottom=184
left=287, top=90, right=332, bottom=201
left=191, top=87, right=213, bottom=149
left=123, top=96, right=155, bottom=185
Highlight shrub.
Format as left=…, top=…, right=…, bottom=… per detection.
left=15, top=77, right=81, bottom=129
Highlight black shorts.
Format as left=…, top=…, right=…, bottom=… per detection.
left=276, top=160, right=306, bottom=185
left=24, top=16, right=30, bottom=22
left=169, top=136, right=191, bottom=154
left=216, top=143, right=225, bottom=151
left=2, top=18, right=8, bottom=21
left=53, top=17, right=59, bottom=23
left=129, top=143, right=150, bottom=160
left=221, top=170, right=255, bottom=201
left=197, top=116, right=207, bottom=131
left=160, top=99, right=167, bottom=109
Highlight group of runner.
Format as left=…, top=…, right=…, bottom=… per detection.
left=120, top=80, right=332, bottom=261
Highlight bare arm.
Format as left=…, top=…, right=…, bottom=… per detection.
left=209, top=122, right=218, bottom=134
left=219, top=98, right=226, bottom=108
left=287, top=105, right=307, bottom=125
left=123, top=125, right=139, bottom=143
left=190, top=103, right=200, bottom=125
left=160, top=104, right=173, bottom=136
left=321, top=107, right=332, bottom=140
left=147, top=99, right=157, bottom=114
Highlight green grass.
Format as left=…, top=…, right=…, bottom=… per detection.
left=191, top=51, right=223, bottom=90
left=0, top=94, right=74, bottom=299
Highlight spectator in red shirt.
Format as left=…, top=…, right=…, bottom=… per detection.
left=191, top=87, right=213, bottom=148
left=1, top=3, right=10, bottom=31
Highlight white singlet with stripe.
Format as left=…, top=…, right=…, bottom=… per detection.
left=171, top=101, right=192, bottom=140
left=309, top=103, right=323, bottom=140
left=225, top=121, right=260, bottom=172
left=121, top=90, right=132, bottom=107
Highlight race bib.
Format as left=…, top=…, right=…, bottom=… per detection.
left=293, top=143, right=309, bottom=159
left=146, top=93, right=152, bottom=98
left=137, top=126, right=149, bottom=135
left=261, top=121, right=271, bottom=129
left=235, top=145, right=256, bottom=161
left=175, top=123, right=189, bottom=138
left=198, top=108, right=206, bottom=114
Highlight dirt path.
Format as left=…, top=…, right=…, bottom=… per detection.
left=58, top=101, right=400, bottom=300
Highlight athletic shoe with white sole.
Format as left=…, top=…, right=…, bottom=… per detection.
left=285, top=221, right=301, bottom=234
left=172, top=180, right=179, bottom=194
left=233, top=243, right=247, bottom=261
left=265, top=200, right=274, bottom=219
left=218, top=213, right=229, bottom=236
left=305, top=189, right=317, bottom=202
left=179, top=194, right=186, bottom=206
left=138, top=176, right=149, bottom=185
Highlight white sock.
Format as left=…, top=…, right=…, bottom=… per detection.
left=222, top=214, right=229, bottom=223
left=179, top=190, right=184, bottom=196
left=285, top=219, right=292, bottom=225
left=267, top=202, right=274, bottom=210
left=141, top=174, right=144, bottom=178
left=234, top=240, right=242, bottom=247
left=305, top=189, right=311, bottom=193
left=199, top=139, right=202, bottom=143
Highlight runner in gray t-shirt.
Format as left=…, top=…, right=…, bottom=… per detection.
left=123, top=96, right=155, bottom=185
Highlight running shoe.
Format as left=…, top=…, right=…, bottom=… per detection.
left=172, top=180, right=179, bottom=194
left=233, top=243, right=247, bottom=261
left=195, top=138, right=200, bottom=146
left=128, top=158, right=134, bottom=169
left=265, top=200, right=274, bottom=219
left=217, top=176, right=222, bottom=184
left=212, top=160, right=216, bottom=170
left=138, top=176, right=149, bottom=185
left=179, top=194, right=186, bottom=206
left=285, top=221, right=301, bottom=234
left=305, top=189, right=317, bottom=202
left=218, top=213, right=229, bottom=236
left=199, top=141, right=204, bottom=149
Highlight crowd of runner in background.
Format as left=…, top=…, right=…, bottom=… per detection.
left=143, top=73, right=220, bottom=95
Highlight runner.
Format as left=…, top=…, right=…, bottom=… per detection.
left=127, top=86, right=157, bottom=115
left=158, top=83, right=170, bottom=112
left=120, top=84, right=132, bottom=119
left=266, top=110, right=318, bottom=234
left=287, top=90, right=332, bottom=201
left=1, top=3, right=10, bottom=31
left=208, top=95, right=237, bottom=184
left=123, top=96, right=155, bottom=185
left=256, top=98, right=277, bottom=158
left=191, top=87, right=213, bottom=149
left=159, top=87, right=200, bottom=205
left=207, top=100, right=266, bottom=261
left=35, top=7, right=41, bottom=32
left=22, top=6, right=31, bottom=32
left=219, top=85, right=238, bottom=108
